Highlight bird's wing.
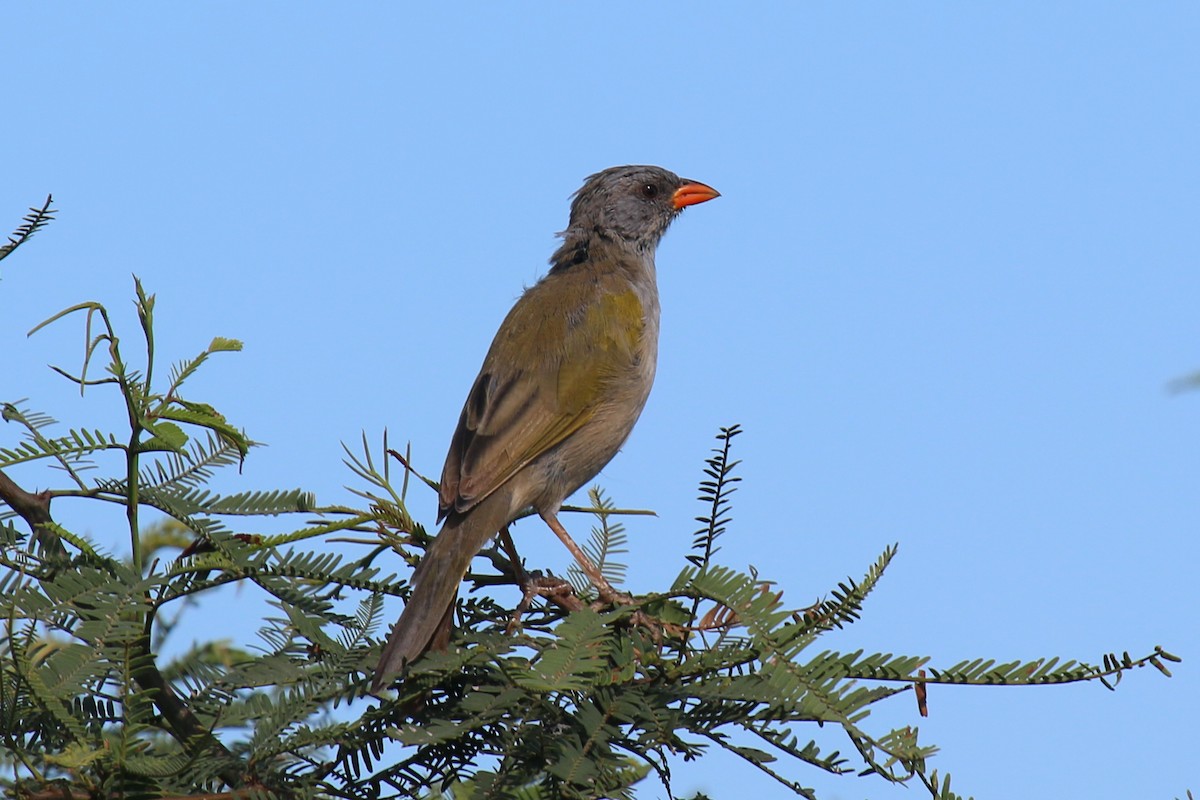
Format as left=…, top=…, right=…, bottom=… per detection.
left=439, top=273, right=645, bottom=517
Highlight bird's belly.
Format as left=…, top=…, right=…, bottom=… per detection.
left=527, top=368, right=655, bottom=512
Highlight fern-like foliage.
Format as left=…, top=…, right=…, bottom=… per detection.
left=0, top=194, right=55, bottom=264
left=0, top=277, right=1180, bottom=800
left=688, top=424, right=742, bottom=573
left=565, top=486, right=630, bottom=594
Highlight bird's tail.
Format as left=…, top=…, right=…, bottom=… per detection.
left=371, top=489, right=513, bottom=692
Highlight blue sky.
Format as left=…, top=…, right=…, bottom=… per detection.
left=2, top=4, right=1197, bottom=798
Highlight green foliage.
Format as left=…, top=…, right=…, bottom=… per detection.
left=0, top=194, right=55, bottom=266
left=0, top=271, right=1180, bottom=797
left=566, top=487, right=631, bottom=593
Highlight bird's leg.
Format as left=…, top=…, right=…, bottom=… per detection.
left=539, top=510, right=633, bottom=606
left=500, top=525, right=584, bottom=632
left=500, top=525, right=535, bottom=633
left=496, top=525, right=528, bottom=585
left=509, top=574, right=586, bottom=632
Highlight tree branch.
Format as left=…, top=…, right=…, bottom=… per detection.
left=0, top=194, right=55, bottom=264
left=0, top=468, right=64, bottom=556
left=0, top=467, right=245, bottom=788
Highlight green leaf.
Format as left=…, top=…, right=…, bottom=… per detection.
left=157, top=405, right=249, bottom=457
left=44, top=742, right=109, bottom=769
left=140, top=420, right=189, bottom=452
left=515, top=609, right=612, bottom=692
left=208, top=337, right=243, bottom=353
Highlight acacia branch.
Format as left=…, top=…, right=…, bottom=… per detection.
left=0, top=194, right=55, bottom=263
left=0, top=469, right=52, bottom=527
left=0, top=468, right=64, bottom=556
left=0, top=467, right=245, bottom=788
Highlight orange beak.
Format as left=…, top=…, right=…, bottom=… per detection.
left=672, top=180, right=721, bottom=209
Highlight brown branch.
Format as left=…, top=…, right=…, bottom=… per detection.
left=129, top=633, right=244, bottom=787
left=0, top=469, right=52, bottom=526
left=22, top=787, right=267, bottom=800
left=22, top=788, right=89, bottom=800
left=0, top=468, right=64, bottom=556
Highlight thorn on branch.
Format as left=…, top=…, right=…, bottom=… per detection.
left=0, top=467, right=64, bottom=555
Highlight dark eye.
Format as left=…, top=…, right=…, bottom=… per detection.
left=639, top=183, right=659, bottom=199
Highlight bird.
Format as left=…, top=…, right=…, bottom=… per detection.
left=372, top=165, right=719, bottom=691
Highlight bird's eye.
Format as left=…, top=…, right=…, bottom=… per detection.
left=639, top=183, right=659, bottom=199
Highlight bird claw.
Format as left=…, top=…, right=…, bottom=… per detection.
left=618, top=608, right=687, bottom=651
left=508, top=575, right=680, bottom=656
left=503, top=560, right=650, bottom=640
left=507, top=572, right=587, bottom=634
left=590, top=586, right=635, bottom=610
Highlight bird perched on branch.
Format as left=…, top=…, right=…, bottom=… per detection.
left=373, top=165, right=719, bottom=691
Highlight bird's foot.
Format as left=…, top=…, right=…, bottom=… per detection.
left=507, top=572, right=586, bottom=634
left=614, top=608, right=687, bottom=653
left=591, top=584, right=635, bottom=610
left=626, top=609, right=666, bottom=645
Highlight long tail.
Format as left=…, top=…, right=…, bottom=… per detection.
left=372, top=491, right=512, bottom=692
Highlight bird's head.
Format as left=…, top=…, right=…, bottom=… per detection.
left=561, top=165, right=720, bottom=254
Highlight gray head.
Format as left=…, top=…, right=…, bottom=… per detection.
left=551, top=165, right=719, bottom=267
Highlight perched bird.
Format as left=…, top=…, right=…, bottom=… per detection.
left=372, top=165, right=719, bottom=691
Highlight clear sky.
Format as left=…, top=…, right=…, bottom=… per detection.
left=3, top=4, right=1197, bottom=798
